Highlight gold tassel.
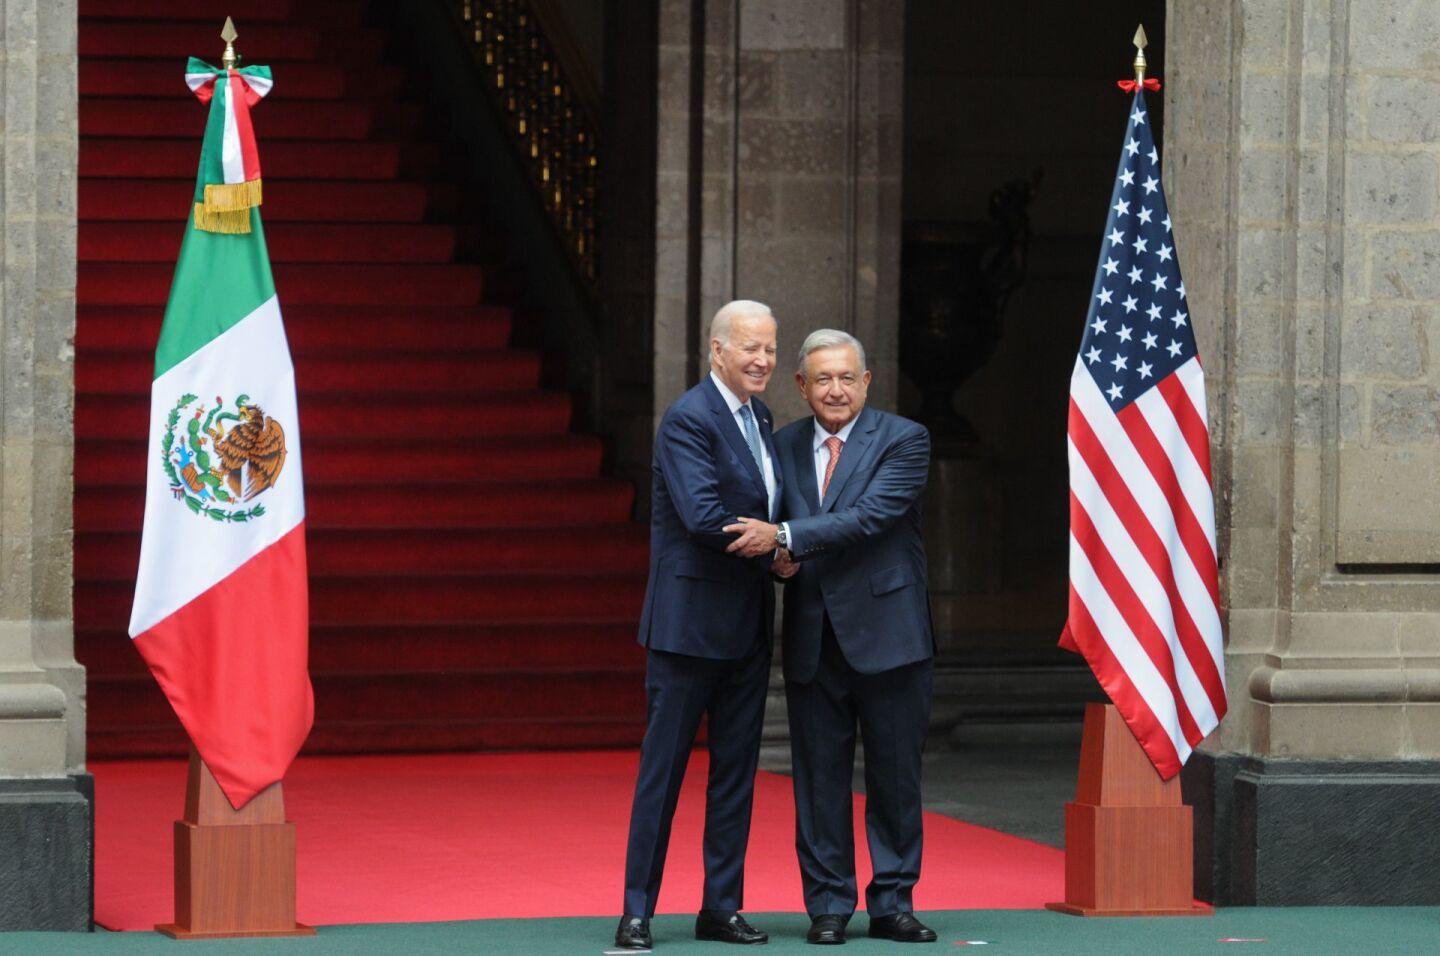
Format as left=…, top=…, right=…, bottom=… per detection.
left=193, top=202, right=253, bottom=234
left=202, top=178, right=263, bottom=213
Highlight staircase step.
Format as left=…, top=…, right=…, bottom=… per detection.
left=77, top=621, right=645, bottom=677
left=79, top=262, right=485, bottom=307
left=76, top=391, right=573, bottom=447
left=81, top=138, right=440, bottom=181
left=80, top=97, right=419, bottom=140
left=78, top=22, right=386, bottom=65
left=77, top=570, right=647, bottom=630
left=76, top=433, right=605, bottom=485
left=80, top=0, right=370, bottom=30
left=77, top=346, right=537, bottom=395
left=80, top=60, right=402, bottom=100
left=81, top=0, right=299, bottom=22
left=75, top=479, right=636, bottom=533
left=81, top=221, right=461, bottom=264
left=79, top=178, right=449, bottom=223
left=85, top=715, right=648, bottom=759
left=85, top=670, right=645, bottom=732
left=77, top=304, right=512, bottom=350
left=76, top=525, right=647, bottom=581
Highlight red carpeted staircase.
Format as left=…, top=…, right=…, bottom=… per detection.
left=75, top=0, right=650, bottom=756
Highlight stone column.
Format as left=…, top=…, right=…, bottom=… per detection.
left=1170, top=0, right=1440, bottom=905
left=0, top=0, right=92, bottom=931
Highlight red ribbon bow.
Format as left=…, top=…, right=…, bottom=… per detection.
left=1117, top=78, right=1162, bottom=92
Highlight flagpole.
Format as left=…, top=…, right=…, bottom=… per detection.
left=1046, top=26, right=1215, bottom=918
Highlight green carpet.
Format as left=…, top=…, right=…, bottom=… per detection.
left=3, top=909, right=1437, bottom=955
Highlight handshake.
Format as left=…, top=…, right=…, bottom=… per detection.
left=723, top=516, right=798, bottom=578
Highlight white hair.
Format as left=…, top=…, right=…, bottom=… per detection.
left=709, top=299, right=774, bottom=353
left=797, top=328, right=867, bottom=377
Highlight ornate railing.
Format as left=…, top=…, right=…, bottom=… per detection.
left=452, top=0, right=600, bottom=286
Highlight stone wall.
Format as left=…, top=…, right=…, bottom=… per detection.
left=0, top=0, right=93, bottom=930
left=1170, top=0, right=1440, bottom=904
left=653, top=0, right=903, bottom=427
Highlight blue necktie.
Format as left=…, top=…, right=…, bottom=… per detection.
left=738, top=404, right=764, bottom=472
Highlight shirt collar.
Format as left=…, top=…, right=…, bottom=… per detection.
left=812, top=409, right=861, bottom=452
left=710, top=369, right=749, bottom=416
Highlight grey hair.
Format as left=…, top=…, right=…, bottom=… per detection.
left=709, top=300, right=775, bottom=356
left=797, top=328, right=867, bottom=377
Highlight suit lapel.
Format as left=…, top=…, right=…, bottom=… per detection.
left=819, top=408, right=877, bottom=513
left=754, top=400, right=783, bottom=521
left=703, top=376, right=766, bottom=492
left=793, top=421, right=821, bottom=514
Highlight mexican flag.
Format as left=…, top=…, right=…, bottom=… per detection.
left=128, top=58, right=313, bottom=809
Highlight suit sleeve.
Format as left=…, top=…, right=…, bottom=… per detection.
left=655, top=405, right=743, bottom=553
left=784, top=424, right=930, bottom=558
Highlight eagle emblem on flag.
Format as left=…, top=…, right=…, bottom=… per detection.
left=161, top=392, right=288, bottom=522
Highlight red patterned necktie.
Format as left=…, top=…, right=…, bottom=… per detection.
left=821, top=436, right=843, bottom=501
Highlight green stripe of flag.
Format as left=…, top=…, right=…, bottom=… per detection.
left=153, top=211, right=276, bottom=379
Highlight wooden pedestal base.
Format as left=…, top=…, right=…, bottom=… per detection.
left=1046, top=703, right=1212, bottom=917
left=157, top=750, right=313, bottom=939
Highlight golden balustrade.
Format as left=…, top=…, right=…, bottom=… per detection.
left=455, top=0, right=599, bottom=285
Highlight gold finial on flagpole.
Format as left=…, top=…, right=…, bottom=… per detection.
left=1133, top=24, right=1148, bottom=85
left=221, top=17, right=239, bottom=70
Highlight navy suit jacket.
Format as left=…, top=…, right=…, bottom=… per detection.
left=637, top=377, right=783, bottom=660
left=775, top=407, right=935, bottom=682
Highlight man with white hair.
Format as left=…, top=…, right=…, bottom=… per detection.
left=616, top=300, right=784, bottom=950
left=727, top=329, right=936, bottom=944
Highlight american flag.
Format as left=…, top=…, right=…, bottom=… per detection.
left=1060, top=89, right=1227, bottom=778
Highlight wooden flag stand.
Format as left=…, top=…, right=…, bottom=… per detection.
left=1046, top=703, right=1213, bottom=916
left=156, top=748, right=314, bottom=938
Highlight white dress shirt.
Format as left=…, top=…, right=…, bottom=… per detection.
left=781, top=414, right=860, bottom=553
left=710, top=370, right=777, bottom=519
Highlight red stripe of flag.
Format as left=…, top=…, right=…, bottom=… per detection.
left=1071, top=399, right=1226, bottom=721
left=1069, top=490, right=1204, bottom=747
left=1066, top=582, right=1183, bottom=777
left=1155, top=373, right=1214, bottom=482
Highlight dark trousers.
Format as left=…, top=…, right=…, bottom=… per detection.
left=622, top=639, right=772, bottom=918
left=785, top=620, right=933, bottom=919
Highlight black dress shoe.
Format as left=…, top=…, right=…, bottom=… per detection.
left=695, top=911, right=769, bottom=944
left=867, top=912, right=937, bottom=943
left=807, top=914, right=848, bottom=944
left=615, top=915, right=653, bottom=949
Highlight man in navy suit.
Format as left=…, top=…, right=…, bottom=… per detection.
left=726, top=329, right=936, bottom=945
left=615, top=300, right=784, bottom=950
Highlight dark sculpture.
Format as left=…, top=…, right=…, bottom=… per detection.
left=899, top=170, right=1041, bottom=447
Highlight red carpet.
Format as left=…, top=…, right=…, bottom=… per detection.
left=91, top=751, right=1063, bottom=930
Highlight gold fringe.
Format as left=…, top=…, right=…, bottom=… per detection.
left=193, top=202, right=253, bottom=234
left=202, top=178, right=263, bottom=213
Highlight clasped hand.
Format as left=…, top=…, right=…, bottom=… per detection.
left=723, top=517, right=799, bottom=578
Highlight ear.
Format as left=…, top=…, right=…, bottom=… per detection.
left=795, top=372, right=807, bottom=394
left=862, top=369, right=873, bottom=387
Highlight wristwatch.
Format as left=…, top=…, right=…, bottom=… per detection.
left=775, top=525, right=789, bottom=549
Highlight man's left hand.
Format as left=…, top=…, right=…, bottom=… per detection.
left=723, top=517, right=779, bottom=557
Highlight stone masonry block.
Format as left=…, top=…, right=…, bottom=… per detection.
left=1366, top=77, right=1440, bottom=143
left=1341, top=304, right=1428, bottom=379
left=1241, top=0, right=1291, bottom=68
left=1240, top=73, right=1288, bottom=147
left=736, top=118, right=846, bottom=176
left=1345, top=151, right=1437, bottom=224
left=737, top=52, right=775, bottom=113
left=776, top=50, right=846, bottom=117
left=1370, top=385, right=1440, bottom=445
left=740, top=0, right=846, bottom=51
left=1237, top=148, right=1288, bottom=223
left=1369, top=231, right=1440, bottom=299
left=1349, top=0, right=1440, bottom=71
